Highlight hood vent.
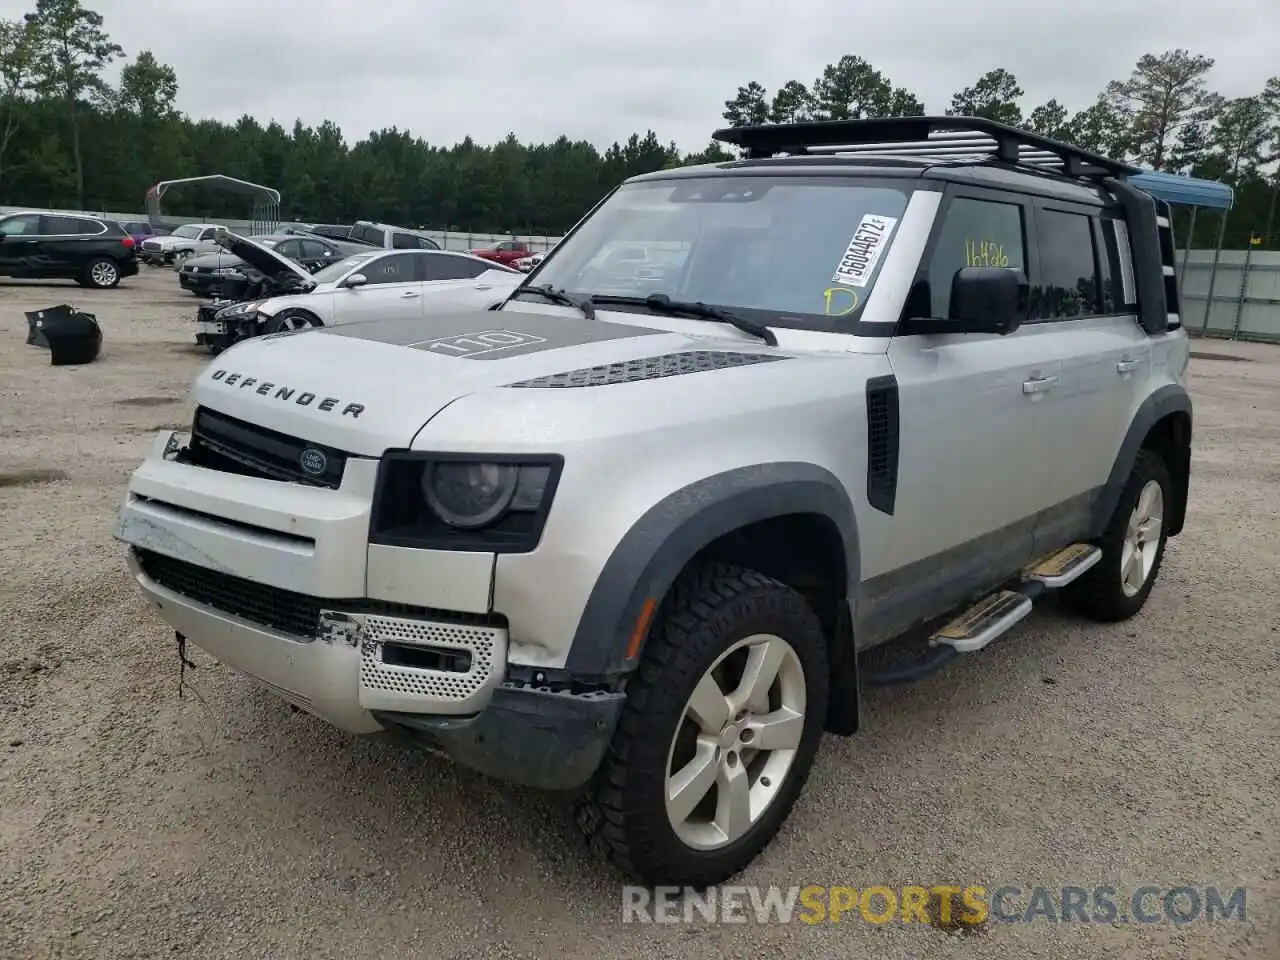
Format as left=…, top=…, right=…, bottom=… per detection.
left=505, top=350, right=785, bottom=389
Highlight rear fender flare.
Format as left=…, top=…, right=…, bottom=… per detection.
left=1091, top=384, right=1193, bottom=537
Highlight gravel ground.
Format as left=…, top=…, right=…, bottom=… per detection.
left=0, top=269, right=1276, bottom=960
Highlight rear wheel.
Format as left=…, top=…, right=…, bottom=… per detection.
left=80, top=257, right=121, bottom=289
left=1064, top=449, right=1172, bottom=621
left=575, top=561, right=829, bottom=887
left=264, top=310, right=323, bottom=334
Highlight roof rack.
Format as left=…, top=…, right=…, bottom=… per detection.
left=711, top=116, right=1140, bottom=180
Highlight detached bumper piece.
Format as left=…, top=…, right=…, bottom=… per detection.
left=374, top=685, right=625, bottom=792
left=25, top=304, right=102, bottom=366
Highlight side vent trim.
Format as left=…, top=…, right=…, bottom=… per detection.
left=865, top=375, right=900, bottom=515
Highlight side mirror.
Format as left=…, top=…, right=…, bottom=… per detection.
left=948, top=266, right=1029, bottom=335
left=341, top=273, right=368, bottom=288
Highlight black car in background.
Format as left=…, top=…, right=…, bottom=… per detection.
left=178, top=232, right=368, bottom=298
left=0, top=211, right=140, bottom=288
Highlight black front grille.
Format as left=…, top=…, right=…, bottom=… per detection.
left=134, top=549, right=497, bottom=638
left=187, top=407, right=348, bottom=488
left=138, top=549, right=326, bottom=636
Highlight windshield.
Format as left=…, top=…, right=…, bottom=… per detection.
left=171, top=225, right=202, bottom=239
left=530, top=176, right=910, bottom=330
left=311, top=252, right=378, bottom=284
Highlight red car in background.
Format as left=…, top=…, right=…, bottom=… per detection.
left=469, top=239, right=534, bottom=267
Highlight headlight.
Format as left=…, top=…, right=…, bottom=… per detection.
left=213, top=299, right=264, bottom=320
left=370, top=453, right=562, bottom=552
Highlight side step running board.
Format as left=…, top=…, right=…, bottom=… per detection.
left=931, top=590, right=1033, bottom=653
left=866, top=544, right=1102, bottom=686
left=1023, top=542, right=1102, bottom=588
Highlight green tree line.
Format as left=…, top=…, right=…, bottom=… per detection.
left=2, top=0, right=1278, bottom=247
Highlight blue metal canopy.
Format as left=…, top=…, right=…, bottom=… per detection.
left=1129, top=170, right=1234, bottom=210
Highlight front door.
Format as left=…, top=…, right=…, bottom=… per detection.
left=864, top=190, right=1058, bottom=643
left=0, top=213, right=44, bottom=275
left=330, top=252, right=425, bottom=325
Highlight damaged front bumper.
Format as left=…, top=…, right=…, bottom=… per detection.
left=116, top=430, right=625, bottom=791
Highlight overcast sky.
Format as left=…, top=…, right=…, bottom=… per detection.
left=31, top=0, right=1280, bottom=153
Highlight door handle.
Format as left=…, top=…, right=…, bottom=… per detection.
left=1021, top=375, right=1057, bottom=395
left=474, top=283, right=492, bottom=291
left=1116, top=359, right=1138, bottom=375
left=400, top=291, right=420, bottom=298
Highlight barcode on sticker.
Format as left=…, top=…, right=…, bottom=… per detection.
left=831, top=214, right=898, bottom=288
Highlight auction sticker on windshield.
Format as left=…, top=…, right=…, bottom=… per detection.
left=831, top=214, right=898, bottom=288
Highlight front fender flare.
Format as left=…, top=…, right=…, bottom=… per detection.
left=564, top=462, right=860, bottom=678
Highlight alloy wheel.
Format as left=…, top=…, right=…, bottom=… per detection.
left=1121, top=479, right=1164, bottom=597
left=664, top=633, right=806, bottom=851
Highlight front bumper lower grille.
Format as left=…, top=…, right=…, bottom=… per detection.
left=134, top=548, right=494, bottom=639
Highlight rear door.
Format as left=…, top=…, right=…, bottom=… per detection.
left=33, top=214, right=99, bottom=274
left=1023, top=201, right=1152, bottom=553
left=329, top=252, right=425, bottom=325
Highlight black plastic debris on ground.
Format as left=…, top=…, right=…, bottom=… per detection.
left=25, top=304, right=103, bottom=366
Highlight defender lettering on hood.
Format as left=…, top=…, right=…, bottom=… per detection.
left=209, top=369, right=365, bottom=418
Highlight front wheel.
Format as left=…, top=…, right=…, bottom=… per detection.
left=576, top=562, right=829, bottom=887
left=1064, top=449, right=1172, bottom=621
left=264, top=310, right=322, bottom=334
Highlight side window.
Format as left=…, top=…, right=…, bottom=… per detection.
left=497, top=241, right=517, bottom=252
left=362, top=253, right=416, bottom=284
left=350, top=225, right=382, bottom=245
left=40, top=215, right=83, bottom=234
left=1101, top=219, right=1136, bottom=309
left=1033, top=209, right=1100, bottom=321
left=925, top=197, right=1027, bottom=319
left=0, top=214, right=42, bottom=235
left=1094, top=218, right=1121, bottom=314
left=392, top=232, right=421, bottom=250
left=274, top=239, right=302, bottom=259
left=421, top=254, right=486, bottom=281
left=299, top=239, right=330, bottom=259
left=73, top=217, right=104, bottom=234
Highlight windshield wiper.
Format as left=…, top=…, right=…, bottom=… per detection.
left=591, top=293, right=777, bottom=346
left=509, top=283, right=595, bottom=320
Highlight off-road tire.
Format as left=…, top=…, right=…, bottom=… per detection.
left=1064, top=449, right=1172, bottom=621
left=574, top=561, right=829, bottom=887
left=264, top=310, right=322, bottom=335
left=79, top=257, right=121, bottom=289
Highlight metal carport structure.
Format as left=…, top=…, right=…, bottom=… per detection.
left=1128, top=170, right=1237, bottom=338
left=144, top=175, right=282, bottom=235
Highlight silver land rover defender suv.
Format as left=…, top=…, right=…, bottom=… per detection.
left=114, top=117, right=1192, bottom=888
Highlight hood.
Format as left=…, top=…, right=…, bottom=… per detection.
left=191, top=305, right=757, bottom=456
left=213, top=230, right=315, bottom=287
